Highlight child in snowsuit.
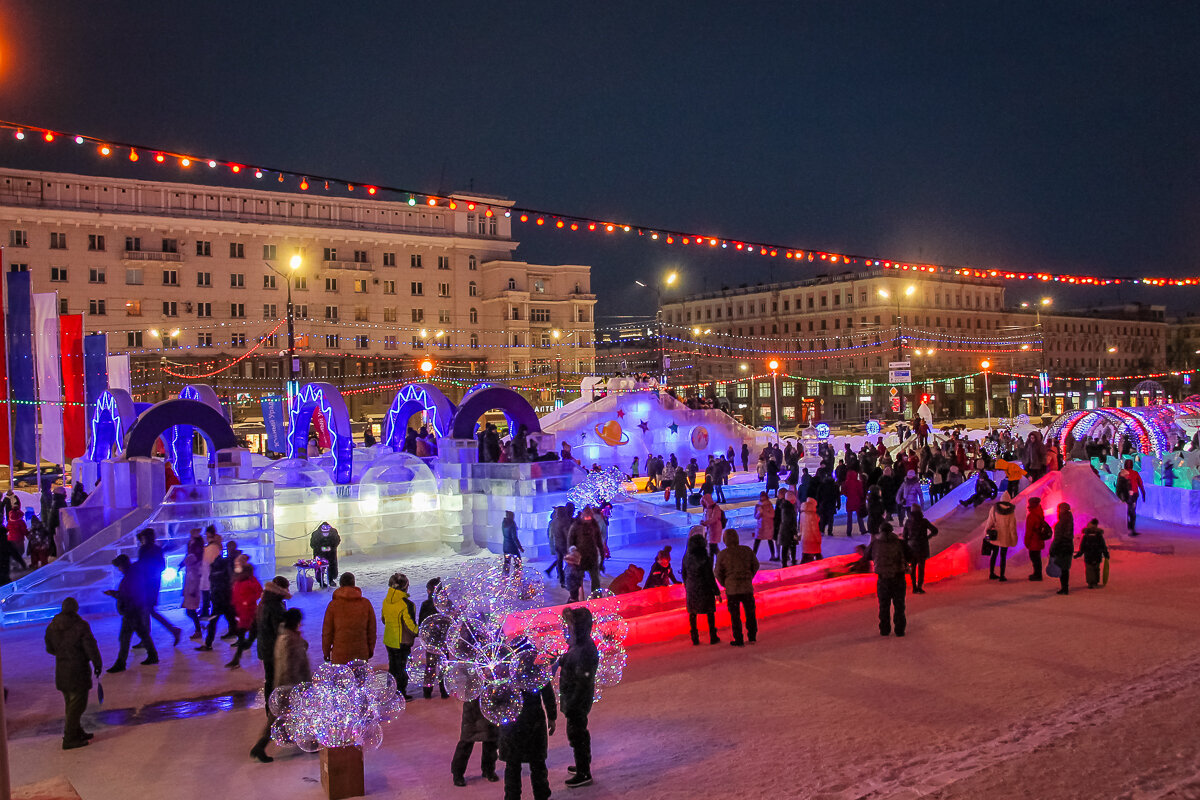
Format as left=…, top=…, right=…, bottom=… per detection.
left=563, top=546, right=585, bottom=601
left=1073, top=519, right=1110, bottom=588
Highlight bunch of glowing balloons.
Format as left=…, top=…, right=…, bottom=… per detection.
left=269, top=659, right=405, bottom=751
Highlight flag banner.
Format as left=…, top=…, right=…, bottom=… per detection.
left=0, top=247, right=9, bottom=469
left=314, top=408, right=332, bottom=450
left=5, top=271, right=37, bottom=464
left=106, top=353, right=131, bottom=392
left=60, top=315, right=87, bottom=460
left=34, top=293, right=64, bottom=466
left=82, top=333, right=109, bottom=427
left=261, top=396, right=287, bottom=455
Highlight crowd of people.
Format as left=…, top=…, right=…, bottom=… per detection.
left=2, top=480, right=83, bottom=586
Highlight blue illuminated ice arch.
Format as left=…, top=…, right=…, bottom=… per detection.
left=287, top=382, right=354, bottom=484
left=383, top=383, right=456, bottom=447
left=450, top=385, right=542, bottom=439
left=124, top=398, right=238, bottom=472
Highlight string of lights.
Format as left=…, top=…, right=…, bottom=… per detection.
left=4, top=117, right=1199, bottom=287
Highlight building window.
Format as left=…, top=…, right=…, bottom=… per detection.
left=126, top=268, right=143, bottom=285
left=325, top=334, right=340, bottom=348
left=354, top=279, right=368, bottom=293
left=533, top=279, right=545, bottom=293
left=438, top=309, right=451, bottom=324
left=354, top=306, right=369, bottom=321
left=438, top=283, right=450, bottom=298
left=89, top=268, right=106, bottom=284
left=230, top=303, right=245, bottom=318
left=125, top=236, right=141, bottom=252
left=353, top=250, right=368, bottom=264
left=489, top=217, right=497, bottom=235
left=736, top=385, right=749, bottom=399
left=197, top=272, right=212, bottom=287
left=197, top=333, right=213, bottom=348
left=470, top=333, right=479, bottom=349
left=195, top=240, right=211, bottom=256
left=294, top=275, right=307, bottom=290
left=469, top=281, right=478, bottom=297
left=438, top=256, right=450, bottom=270
left=383, top=252, right=396, bottom=267
left=59, top=298, right=68, bottom=314
left=230, top=273, right=245, bottom=288
left=479, top=216, right=488, bottom=235
left=263, top=244, right=277, bottom=260
left=197, top=302, right=212, bottom=318
left=51, top=267, right=68, bottom=282
left=964, top=377, right=976, bottom=392
left=88, top=299, right=106, bottom=316
left=126, top=300, right=142, bottom=316
left=162, top=269, right=178, bottom=286
left=380, top=335, right=397, bottom=350
left=323, top=247, right=337, bottom=261
left=8, top=263, right=28, bottom=272
left=9, top=230, right=28, bottom=247
left=325, top=306, right=338, bottom=320
left=50, top=232, right=67, bottom=249
left=229, top=242, right=245, bottom=258
left=325, top=277, right=338, bottom=292
left=231, top=333, right=247, bottom=348
left=295, top=304, right=308, bottom=319
left=411, top=308, right=425, bottom=323
left=507, top=277, right=517, bottom=290
left=530, top=308, right=551, bottom=323
left=88, top=234, right=106, bottom=251
left=411, top=282, right=424, bottom=296
left=263, top=304, right=277, bottom=319
left=163, top=301, right=178, bottom=316
left=469, top=307, right=478, bottom=324
left=411, top=254, right=423, bottom=269
left=162, top=333, right=178, bottom=349
left=127, top=331, right=143, bottom=348
left=162, top=238, right=178, bottom=253
left=468, top=255, right=477, bottom=271
left=383, top=280, right=396, bottom=294
left=264, top=274, right=276, bottom=289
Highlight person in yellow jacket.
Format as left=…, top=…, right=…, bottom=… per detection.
left=382, top=573, right=419, bottom=700
left=994, top=459, right=1027, bottom=498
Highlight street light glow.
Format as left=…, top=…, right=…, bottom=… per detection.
left=692, top=327, right=701, bottom=335
left=768, top=359, right=780, bottom=371
left=904, top=285, right=916, bottom=297
left=739, top=363, right=748, bottom=371
left=877, top=288, right=890, bottom=299
left=419, top=358, right=434, bottom=374
left=1041, top=297, right=1052, bottom=306
left=981, top=360, right=991, bottom=370
left=552, top=329, right=561, bottom=339
left=289, top=254, right=302, bottom=270
left=665, top=272, right=677, bottom=286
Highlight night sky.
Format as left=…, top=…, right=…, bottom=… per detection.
left=1, top=1, right=1197, bottom=322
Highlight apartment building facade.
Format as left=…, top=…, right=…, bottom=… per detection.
left=0, top=168, right=596, bottom=417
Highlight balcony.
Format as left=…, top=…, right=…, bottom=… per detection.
left=322, top=260, right=374, bottom=272
left=123, top=250, right=183, bottom=263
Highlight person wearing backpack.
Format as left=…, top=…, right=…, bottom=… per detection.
left=1074, top=519, right=1110, bottom=589
left=1115, top=460, right=1146, bottom=536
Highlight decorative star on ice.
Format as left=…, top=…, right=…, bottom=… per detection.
left=616, top=408, right=625, bottom=419
left=668, top=422, right=679, bottom=434
left=638, top=420, right=649, bottom=434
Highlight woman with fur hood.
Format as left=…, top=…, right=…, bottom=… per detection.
left=984, top=499, right=1019, bottom=581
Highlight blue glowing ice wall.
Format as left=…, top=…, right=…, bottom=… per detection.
left=86, top=389, right=138, bottom=461
left=287, top=382, right=353, bottom=484
left=383, top=383, right=456, bottom=447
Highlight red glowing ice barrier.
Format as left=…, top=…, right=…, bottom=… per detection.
left=510, top=543, right=971, bottom=647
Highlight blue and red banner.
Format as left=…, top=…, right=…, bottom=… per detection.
left=5, top=271, right=37, bottom=464
left=60, top=315, right=87, bottom=460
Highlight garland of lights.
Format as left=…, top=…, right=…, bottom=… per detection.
left=3, top=117, right=1199, bottom=287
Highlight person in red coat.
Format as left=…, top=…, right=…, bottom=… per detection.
left=1024, top=497, right=1049, bottom=582
left=226, top=554, right=263, bottom=669
left=840, top=470, right=867, bottom=536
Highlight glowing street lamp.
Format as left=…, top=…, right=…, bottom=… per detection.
left=419, top=358, right=434, bottom=375
left=767, top=360, right=781, bottom=439
left=981, top=360, right=992, bottom=430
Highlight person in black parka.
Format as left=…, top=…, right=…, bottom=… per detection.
left=498, top=683, right=557, bottom=800
left=679, top=531, right=720, bottom=646
left=559, top=607, right=600, bottom=788
left=44, top=596, right=103, bottom=749
left=451, top=698, right=500, bottom=786
left=901, top=507, right=939, bottom=594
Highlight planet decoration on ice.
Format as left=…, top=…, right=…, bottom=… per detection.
left=690, top=426, right=710, bottom=451
left=594, top=420, right=630, bottom=446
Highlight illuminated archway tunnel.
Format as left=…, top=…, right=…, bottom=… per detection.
left=450, top=385, right=541, bottom=440
left=382, top=383, right=456, bottom=447
left=1048, top=402, right=1200, bottom=456
left=287, top=382, right=353, bottom=483
left=124, top=399, right=238, bottom=472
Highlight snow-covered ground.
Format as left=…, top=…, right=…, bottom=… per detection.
left=6, top=514, right=1200, bottom=799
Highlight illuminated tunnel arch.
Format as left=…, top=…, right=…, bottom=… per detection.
left=158, top=385, right=230, bottom=482
left=382, top=383, right=456, bottom=447
left=86, top=389, right=138, bottom=461
left=450, top=385, right=542, bottom=440
left=287, top=382, right=353, bottom=484
left=124, top=399, right=238, bottom=472
left=1049, top=405, right=1182, bottom=455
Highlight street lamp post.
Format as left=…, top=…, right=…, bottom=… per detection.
left=265, top=255, right=302, bottom=403
left=635, top=271, right=677, bottom=386
left=879, top=285, right=916, bottom=363
left=981, top=360, right=992, bottom=430
left=768, top=359, right=781, bottom=440
left=1021, top=297, right=1052, bottom=414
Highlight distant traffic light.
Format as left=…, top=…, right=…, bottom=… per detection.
left=419, top=358, right=434, bottom=374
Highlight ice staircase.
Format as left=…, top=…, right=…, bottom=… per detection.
left=0, top=478, right=274, bottom=627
